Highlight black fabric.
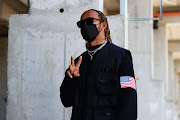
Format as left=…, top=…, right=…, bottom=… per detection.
left=60, top=41, right=137, bottom=120
left=119, top=49, right=135, bottom=79
left=82, top=41, right=110, bottom=120
left=60, top=70, right=80, bottom=107
left=81, top=24, right=100, bottom=42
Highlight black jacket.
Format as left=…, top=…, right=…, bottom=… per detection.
left=60, top=41, right=137, bottom=120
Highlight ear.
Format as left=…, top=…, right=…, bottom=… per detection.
left=101, top=21, right=107, bottom=31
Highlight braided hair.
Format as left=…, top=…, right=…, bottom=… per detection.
left=89, top=9, right=112, bottom=43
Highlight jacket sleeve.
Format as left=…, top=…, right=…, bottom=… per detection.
left=59, top=52, right=85, bottom=108
left=60, top=68, right=80, bottom=108
left=119, top=49, right=138, bottom=120
left=120, top=49, right=136, bottom=80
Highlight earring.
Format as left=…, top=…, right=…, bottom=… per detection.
left=102, top=29, right=104, bottom=31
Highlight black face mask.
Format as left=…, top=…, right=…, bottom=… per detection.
left=80, top=23, right=100, bottom=42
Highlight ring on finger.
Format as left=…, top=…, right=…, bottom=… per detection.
left=76, top=65, right=80, bottom=67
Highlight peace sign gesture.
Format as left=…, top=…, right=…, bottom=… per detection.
left=66, top=56, right=82, bottom=78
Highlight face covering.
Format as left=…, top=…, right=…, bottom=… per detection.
left=80, top=23, right=100, bottom=42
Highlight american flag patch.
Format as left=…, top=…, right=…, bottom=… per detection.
left=120, top=76, right=136, bottom=90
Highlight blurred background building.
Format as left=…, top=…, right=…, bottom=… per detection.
left=0, top=0, right=180, bottom=120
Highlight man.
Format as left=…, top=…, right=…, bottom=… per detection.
left=60, top=9, right=137, bottom=120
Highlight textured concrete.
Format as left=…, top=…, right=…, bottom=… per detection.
left=165, top=52, right=175, bottom=120
left=153, top=24, right=168, bottom=120
left=6, top=0, right=127, bottom=120
left=152, top=22, right=180, bottom=120
left=156, top=17, right=180, bottom=120
left=174, top=71, right=180, bottom=120
left=128, top=0, right=165, bottom=119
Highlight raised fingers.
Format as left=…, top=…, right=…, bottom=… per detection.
left=73, top=71, right=80, bottom=77
left=66, top=70, right=73, bottom=78
left=76, top=56, right=82, bottom=67
left=69, top=65, right=74, bottom=74
left=71, top=56, right=75, bottom=67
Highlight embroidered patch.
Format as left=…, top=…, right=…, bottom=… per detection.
left=120, top=76, right=136, bottom=90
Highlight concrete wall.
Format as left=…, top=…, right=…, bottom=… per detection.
left=166, top=51, right=175, bottom=120
left=128, top=0, right=165, bottom=119
left=154, top=17, right=180, bottom=120
left=6, top=0, right=127, bottom=120
left=174, top=71, right=180, bottom=120
left=0, top=37, right=8, bottom=120
left=153, top=24, right=167, bottom=120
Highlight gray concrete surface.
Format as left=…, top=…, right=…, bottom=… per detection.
left=128, top=0, right=165, bottom=119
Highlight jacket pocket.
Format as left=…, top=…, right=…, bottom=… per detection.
left=96, top=72, right=119, bottom=96
left=95, top=72, right=121, bottom=107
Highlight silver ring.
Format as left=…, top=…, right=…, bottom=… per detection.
left=76, top=65, right=80, bottom=67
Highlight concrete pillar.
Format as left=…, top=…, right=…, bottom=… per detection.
left=174, top=59, right=180, bottom=119
left=174, top=71, right=180, bottom=120
left=6, top=0, right=127, bottom=120
left=165, top=51, right=175, bottom=120
left=128, top=0, right=164, bottom=119
left=153, top=24, right=168, bottom=120
left=178, top=73, right=180, bottom=118
left=153, top=16, right=180, bottom=120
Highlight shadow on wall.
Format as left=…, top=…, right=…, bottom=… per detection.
left=0, top=37, right=8, bottom=120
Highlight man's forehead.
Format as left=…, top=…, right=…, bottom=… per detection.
left=81, top=10, right=99, bottom=20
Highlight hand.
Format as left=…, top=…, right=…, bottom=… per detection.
left=66, top=56, right=82, bottom=78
